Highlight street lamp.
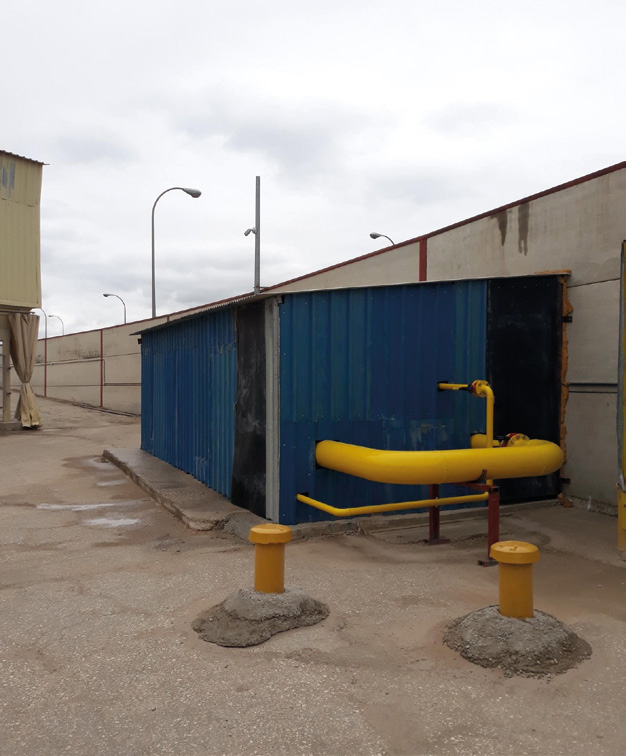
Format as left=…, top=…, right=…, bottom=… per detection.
left=370, top=232, right=395, bottom=246
left=36, top=308, right=48, bottom=398
left=37, top=307, right=48, bottom=341
left=103, top=293, right=127, bottom=324
left=151, top=186, right=202, bottom=318
left=49, top=314, right=64, bottom=335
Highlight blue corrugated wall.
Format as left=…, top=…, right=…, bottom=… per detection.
left=141, top=310, right=236, bottom=497
left=279, top=283, right=487, bottom=523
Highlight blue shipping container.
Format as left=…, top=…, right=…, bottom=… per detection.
left=278, top=282, right=487, bottom=523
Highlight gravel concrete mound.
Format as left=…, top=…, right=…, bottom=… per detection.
left=443, top=605, right=591, bottom=677
left=192, top=588, right=330, bottom=647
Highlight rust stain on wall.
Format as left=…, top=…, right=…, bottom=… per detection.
left=518, top=203, right=530, bottom=255
left=493, top=210, right=508, bottom=246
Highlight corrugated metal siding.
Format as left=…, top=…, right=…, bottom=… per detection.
left=279, top=282, right=487, bottom=523
left=141, top=309, right=236, bottom=497
left=0, top=154, right=42, bottom=309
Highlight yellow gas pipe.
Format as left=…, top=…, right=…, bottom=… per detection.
left=296, top=491, right=488, bottom=518
left=299, top=380, right=562, bottom=521
left=313, top=437, right=563, bottom=486
left=437, top=380, right=494, bottom=448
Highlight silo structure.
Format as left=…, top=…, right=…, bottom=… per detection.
left=0, top=151, right=44, bottom=427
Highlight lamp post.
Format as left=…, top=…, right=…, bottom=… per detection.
left=37, top=308, right=48, bottom=397
left=370, top=232, right=395, bottom=246
left=103, top=293, right=127, bottom=324
left=151, top=186, right=202, bottom=318
left=49, top=315, right=64, bottom=335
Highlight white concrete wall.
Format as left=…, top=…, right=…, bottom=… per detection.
left=269, top=241, right=421, bottom=293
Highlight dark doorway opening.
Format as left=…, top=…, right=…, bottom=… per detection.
left=487, top=276, right=563, bottom=502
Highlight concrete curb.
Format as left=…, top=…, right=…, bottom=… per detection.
left=104, top=446, right=558, bottom=542
left=103, top=448, right=247, bottom=531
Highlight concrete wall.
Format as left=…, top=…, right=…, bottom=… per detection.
left=269, top=241, right=422, bottom=293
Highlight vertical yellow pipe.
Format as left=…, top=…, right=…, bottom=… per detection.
left=490, top=541, right=540, bottom=618
left=484, top=386, right=494, bottom=450
left=249, top=524, right=293, bottom=594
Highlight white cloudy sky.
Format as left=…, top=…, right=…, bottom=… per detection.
left=3, top=0, right=625, bottom=336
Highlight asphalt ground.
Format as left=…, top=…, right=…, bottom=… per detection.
left=1, top=398, right=624, bottom=756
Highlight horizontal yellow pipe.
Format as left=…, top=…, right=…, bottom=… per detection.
left=470, top=434, right=501, bottom=448
left=437, top=382, right=469, bottom=391
left=297, top=492, right=488, bottom=518
left=315, top=438, right=563, bottom=486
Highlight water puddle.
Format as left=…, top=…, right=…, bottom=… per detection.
left=36, top=500, right=141, bottom=512
left=80, top=457, right=113, bottom=470
left=84, top=517, right=140, bottom=528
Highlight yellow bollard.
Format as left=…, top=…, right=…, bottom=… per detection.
left=249, top=524, right=293, bottom=594
left=490, top=541, right=540, bottom=619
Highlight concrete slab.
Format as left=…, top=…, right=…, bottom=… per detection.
left=105, top=448, right=366, bottom=540
left=103, top=447, right=243, bottom=531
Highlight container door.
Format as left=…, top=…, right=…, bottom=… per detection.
left=487, top=275, right=563, bottom=501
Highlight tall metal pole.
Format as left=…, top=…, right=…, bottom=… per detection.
left=151, top=199, right=157, bottom=319
left=254, top=176, right=261, bottom=296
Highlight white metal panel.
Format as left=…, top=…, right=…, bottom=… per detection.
left=102, top=385, right=141, bottom=414
left=47, top=331, right=101, bottom=362
left=104, top=353, right=141, bottom=385
left=47, top=359, right=100, bottom=387
left=568, top=280, right=620, bottom=384
left=565, top=392, right=617, bottom=507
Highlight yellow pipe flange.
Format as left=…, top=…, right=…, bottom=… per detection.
left=249, top=524, right=292, bottom=594
left=490, top=540, right=540, bottom=619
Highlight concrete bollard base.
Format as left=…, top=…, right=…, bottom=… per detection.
left=192, top=588, right=329, bottom=647
left=443, top=605, right=591, bottom=677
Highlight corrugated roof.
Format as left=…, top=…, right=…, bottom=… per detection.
left=133, top=270, right=569, bottom=337
left=0, top=150, right=45, bottom=165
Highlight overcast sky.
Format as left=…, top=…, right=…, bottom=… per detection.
left=3, top=0, right=625, bottom=336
